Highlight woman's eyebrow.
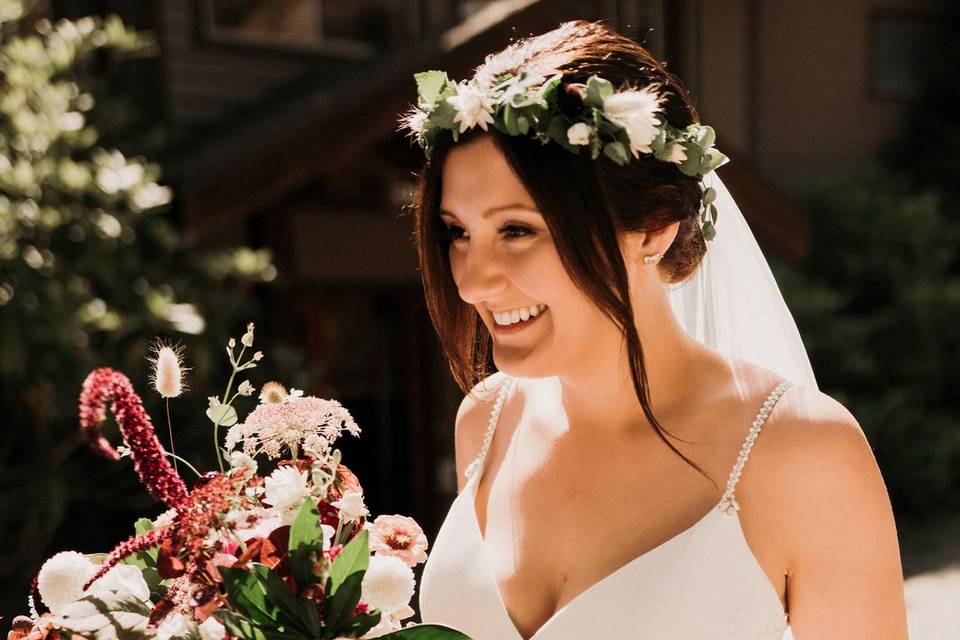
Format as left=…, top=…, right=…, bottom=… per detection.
left=439, top=203, right=539, bottom=218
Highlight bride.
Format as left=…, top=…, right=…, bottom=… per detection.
left=398, top=20, right=907, bottom=640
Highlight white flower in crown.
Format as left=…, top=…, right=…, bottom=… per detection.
left=602, top=84, right=667, bottom=157
left=446, top=81, right=495, bottom=134
left=399, top=108, right=428, bottom=136
left=566, top=122, right=592, bottom=146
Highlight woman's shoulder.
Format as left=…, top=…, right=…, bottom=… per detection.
left=452, top=371, right=514, bottom=491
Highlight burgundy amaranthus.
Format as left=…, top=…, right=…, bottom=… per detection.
left=79, top=367, right=189, bottom=508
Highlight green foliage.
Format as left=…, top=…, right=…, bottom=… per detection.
left=0, top=0, right=292, bottom=616
left=779, top=165, right=960, bottom=516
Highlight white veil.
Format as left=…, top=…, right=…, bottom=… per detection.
left=664, top=168, right=819, bottom=390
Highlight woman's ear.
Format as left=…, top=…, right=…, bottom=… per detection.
left=621, top=221, right=680, bottom=268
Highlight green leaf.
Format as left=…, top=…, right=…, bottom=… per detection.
left=249, top=563, right=308, bottom=633
left=603, top=141, right=630, bottom=166
left=695, top=124, right=716, bottom=150
left=328, top=529, right=369, bottom=593
left=702, top=187, right=716, bottom=206
left=206, top=403, right=238, bottom=427
left=289, top=499, right=322, bottom=590
left=219, top=567, right=278, bottom=624
left=677, top=145, right=703, bottom=177
left=323, top=570, right=364, bottom=633
left=585, top=76, right=613, bottom=108
left=379, top=624, right=475, bottom=639
left=702, top=221, right=717, bottom=241
left=516, top=115, right=530, bottom=135
left=213, top=611, right=269, bottom=640
left=414, top=71, right=450, bottom=105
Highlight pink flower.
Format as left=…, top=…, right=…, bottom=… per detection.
left=205, top=552, right=239, bottom=582
left=368, top=515, right=429, bottom=567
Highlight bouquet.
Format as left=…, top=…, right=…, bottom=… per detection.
left=9, top=323, right=469, bottom=640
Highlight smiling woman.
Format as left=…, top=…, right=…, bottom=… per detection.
left=402, top=18, right=907, bottom=640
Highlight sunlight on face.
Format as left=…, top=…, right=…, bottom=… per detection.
left=439, top=135, right=618, bottom=379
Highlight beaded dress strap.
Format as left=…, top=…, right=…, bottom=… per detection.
left=463, top=376, right=516, bottom=484
left=717, top=379, right=793, bottom=516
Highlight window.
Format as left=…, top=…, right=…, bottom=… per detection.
left=197, top=0, right=410, bottom=57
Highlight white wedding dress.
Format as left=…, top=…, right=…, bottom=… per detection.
left=418, top=375, right=793, bottom=640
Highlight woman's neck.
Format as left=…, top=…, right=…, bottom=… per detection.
left=555, top=286, right=707, bottom=438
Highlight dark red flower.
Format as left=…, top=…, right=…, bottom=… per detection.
left=79, top=368, right=189, bottom=509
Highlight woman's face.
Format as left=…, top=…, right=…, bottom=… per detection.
left=439, top=135, right=621, bottom=379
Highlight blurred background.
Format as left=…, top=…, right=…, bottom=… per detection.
left=0, top=0, right=957, bottom=636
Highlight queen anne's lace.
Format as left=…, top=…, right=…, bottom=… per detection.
left=225, top=395, right=360, bottom=459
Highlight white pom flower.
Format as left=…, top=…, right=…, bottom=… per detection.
left=228, top=451, right=258, bottom=475
left=156, top=613, right=195, bottom=640
left=360, top=555, right=415, bottom=616
left=154, top=508, right=178, bottom=529
left=94, top=563, right=151, bottom=602
left=332, top=489, right=369, bottom=522
left=603, top=85, right=666, bottom=157
left=199, top=616, right=226, bottom=640
left=263, top=466, right=310, bottom=513
left=446, top=81, right=495, bottom=134
left=566, top=122, right=592, bottom=146
left=36, top=551, right=95, bottom=614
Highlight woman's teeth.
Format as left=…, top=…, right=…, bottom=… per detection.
left=493, top=304, right=548, bottom=326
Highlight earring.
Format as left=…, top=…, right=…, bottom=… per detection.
left=643, top=253, right=662, bottom=265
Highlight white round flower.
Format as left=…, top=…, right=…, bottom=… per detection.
left=566, top=122, right=593, bottom=146
left=199, top=616, right=227, bottom=640
left=93, top=563, right=151, bottom=602
left=156, top=613, right=195, bottom=640
left=36, top=551, right=95, bottom=614
left=199, top=617, right=226, bottom=640
left=333, top=489, right=369, bottom=522
left=603, top=85, right=666, bottom=157
left=446, top=81, right=495, bottom=134
left=360, top=555, right=415, bottom=615
left=263, top=466, right=310, bottom=512
left=228, top=451, right=258, bottom=475
left=321, top=523, right=336, bottom=551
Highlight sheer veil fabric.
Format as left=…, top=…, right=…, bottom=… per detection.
left=664, top=167, right=819, bottom=390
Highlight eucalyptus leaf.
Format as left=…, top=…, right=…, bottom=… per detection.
left=585, top=76, right=612, bottom=108
left=206, top=403, right=237, bottom=427
left=702, top=187, right=716, bottom=206
left=516, top=115, right=530, bottom=135
left=414, top=71, right=449, bottom=106
left=603, top=141, right=630, bottom=166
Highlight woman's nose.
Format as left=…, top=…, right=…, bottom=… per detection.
left=452, top=245, right=509, bottom=306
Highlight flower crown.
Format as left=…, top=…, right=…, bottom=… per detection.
left=399, top=69, right=729, bottom=240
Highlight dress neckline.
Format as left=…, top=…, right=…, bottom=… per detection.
left=458, top=376, right=794, bottom=640
left=463, top=468, right=730, bottom=640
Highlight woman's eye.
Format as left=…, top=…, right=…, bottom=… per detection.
left=501, top=225, right=533, bottom=238
left=443, top=223, right=533, bottom=241
left=445, top=224, right=467, bottom=240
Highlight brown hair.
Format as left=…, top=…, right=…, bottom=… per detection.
left=409, top=20, right=712, bottom=484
